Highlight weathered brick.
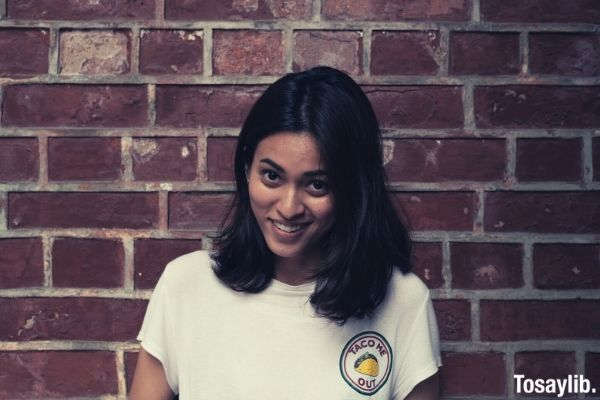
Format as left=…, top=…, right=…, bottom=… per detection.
left=48, top=137, right=122, bottom=181
left=125, top=351, right=139, bottom=393
left=474, top=86, right=600, bottom=128
left=0, top=138, right=38, bottom=181
left=586, top=353, right=600, bottom=397
left=213, top=30, right=284, bottom=76
left=440, top=352, right=505, bottom=396
left=484, top=191, right=600, bottom=233
left=392, top=192, right=475, bottom=231
left=59, top=30, right=130, bottom=75
left=132, top=137, right=197, bottom=181
left=516, top=138, right=581, bottom=182
left=0, top=238, right=43, bottom=288
left=169, top=193, right=232, bottom=230
left=385, top=138, right=505, bottom=182
left=365, top=86, right=463, bottom=128
left=530, top=33, right=600, bottom=76
left=8, top=192, right=158, bottom=229
left=156, top=85, right=263, bottom=128
left=52, top=238, right=124, bottom=288
left=533, top=243, right=600, bottom=289
left=322, top=0, right=470, bottom=21
left=481, top=0, right=600, bottom=23
left=2, top=85, right=147, bottom=127
left=134, top=239, right=203, bottom=289
left=451, top=242, right=523, bottom=289
left=7, top=0, right=155, bottom=20
left=594, top=138, right=600, bottom=181
left=411, top=242, right=443, bottom=288
left=207, top=137, right=237, bottom=182
left=0, top=351, right=117, bottom=398
left=449, top=32, right=520, bottom=75
left=480, top=300, right=600, bottom=341
left=140, top=30, right=203, bottom=75
left=293, top=31, right=362, bottom=76
left=0, top=297, right=146, bottom=341
left=433, top=300, right=471, bottom=341
left=371, top=31, right=440, bottom=75
left=0, top=29, right=49, bottom=76
left=514, top=352, right=576, bottom=389
left=165, top=0, right=312, bottom=20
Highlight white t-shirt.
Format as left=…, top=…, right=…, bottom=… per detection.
left=137, top=250, right=442, bottom=399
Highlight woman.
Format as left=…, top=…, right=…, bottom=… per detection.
left=131, top=66, right=441, bottom=399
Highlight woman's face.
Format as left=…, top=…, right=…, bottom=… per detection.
left=247, top=132, right=335, bottom=266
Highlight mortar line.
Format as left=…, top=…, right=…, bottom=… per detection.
left=362, top=28, right=371, bottom=77
left=130, top=26, right=140, bottom=75
left=0, top=191, right=6, bottom=230
left=312, top=0, right=322, bottom=21
left=42, top=235, right=53, bottom=287
left=159, top=191, right=169, bottom=231
left=155, top=0, right=165, bottom=20
left=506, top=350, right=515, bottom=399
left=471, top=0, right=481, bottom=22
left=519, top=31, right=529, bottom=76
left=506, top=133, right=517, bottom=187
left=582, top=134, right=593, bottom=187
left=522, top=241, right=534, bottom=289
left=123, top=236, right=134, bottom=291
left=121, top=136, right=133, bottom=182
left=147, top=84, right=156, bottom=127
left=197, top=134, right=208, bottom=183
left=49, top=26, right=60, bottom=75
left=39, top=135, right=49, bottom=188
left=203, top=27, right=213, bottom=77
left=474, top=189, right=484, bottom=234
left=0, top=85, right=3, bottom=127
left=442, top=239, right=452, bottom=289
left=116, top=349, right=127, bottom=400
left=0, top=0, right=6, bottom=19
left=471, top=298, right=480, bottom=341
left=283, top=27, right=293, bottom=73
left=438, top=26, right=450, bottom=77
left=463, top=82, right=475, bottom=131
left=576, top=350, right=586, bottom=399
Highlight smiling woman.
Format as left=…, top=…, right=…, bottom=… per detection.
left=130, top=67, right=441, bottom=400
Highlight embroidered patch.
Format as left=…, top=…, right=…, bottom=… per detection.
left=339, top=331, right=392, bottom=395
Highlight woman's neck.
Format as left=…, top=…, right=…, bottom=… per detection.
left=274, top=255, right=317, bottom=286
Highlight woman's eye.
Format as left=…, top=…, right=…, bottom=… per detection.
left=261, top=170, right=279, bottom=182
left=309, top=180, right=329, bottom=193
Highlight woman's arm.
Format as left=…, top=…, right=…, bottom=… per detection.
left=403, top=372, right=440, bottom=400
left=129, top=348, right=175, bottom=400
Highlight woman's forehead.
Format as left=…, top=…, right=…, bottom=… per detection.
left=253, top=132, right=327, bottom=172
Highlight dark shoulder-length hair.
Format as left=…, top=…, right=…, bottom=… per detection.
left=211, top=66, right=412, bottom=324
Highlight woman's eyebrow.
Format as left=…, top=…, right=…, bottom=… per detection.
left=259, top=158, right=328, bottom=177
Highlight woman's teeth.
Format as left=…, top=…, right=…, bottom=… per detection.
left=273, top=221, right=304, bottom=233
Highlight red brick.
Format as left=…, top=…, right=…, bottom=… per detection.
left=7, top=0, right=155, bottom=20
left=449, top=32, right=520, bottom=75
left=0, top=238, right=43, bottom=288
left=0, top=297, right=147, bottom=341
left=474, top=86, right=600, bottom=128
left=533, top=243, right=600, bottom=289
left=0, top=138, right=38, bottom=181
left=140, top=30, right=203, bottom=75
left=392, top=192, right=475, bottom=231
left=586, top=353, right=600, bottom=397
left=530, top=33, right=600, bottom=76
left=385, top=138, right=505, bottom=182
left=134, top=239, right=202, bottom=289
left=0, top=29, right=49, bottom=76
left=52, top=238, right=124, bottom=288
left=514, top=352, right=575, bottom=384
left=132, top=137, right=198, bottom=181
left=516, top=138, right=581, bottom=182
left=433, top=300, right=471, bottom=341
left=48, top=137, right=122, bottom=181
left=484, top=191, right=600, bottom=234
left=213, top=30, right=284, bottom=76
left=207, top=137, right=237, bottom=182
left=8, top=192, right=158, bottom=229
left=451, top=242, right=523, bottom=289
left=480, top=300, right=600, bottom=341
left=365, top=86, right=463, bottom=128
left=165, top=0, right=312, bottom=20
left=169, top=193, right=231, bottom=230
left=440, top=352, right=505, bottom=396
left=0, top=351, right=117, bottom=398
left=594, top=138, right=600, bottom=181
left=293, top=31, right=362, bottom=76
left=481, top=0, right=600, bottom=23
left=411, top=242, right=443, bottom=288
left=322, top=0, right=470, bottom=21
left=371, top=31, right=440, bottom=75
left=125, top=351, right=139, bottom=393
left=2, top=85, right=148, bottom=127
left=59, top=30, right=130, bottom=75
left=156, top=85, right=263, bottom=128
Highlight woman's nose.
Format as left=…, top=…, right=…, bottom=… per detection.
left=277, top=186, right=305, bottom=219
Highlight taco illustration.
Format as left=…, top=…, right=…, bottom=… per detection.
left=354, top=352, right=379, bottom=377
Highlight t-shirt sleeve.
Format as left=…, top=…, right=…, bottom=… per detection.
left=136, top=266, right=179, bottom=394
left=392, top=294, right=442, bottom=400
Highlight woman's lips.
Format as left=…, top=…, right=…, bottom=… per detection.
left=269, top=219, right=310, bottom=240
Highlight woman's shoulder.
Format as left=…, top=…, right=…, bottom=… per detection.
left=386, top=269, right=431, bottom=309
left=157, top=249, right=216, bottom=290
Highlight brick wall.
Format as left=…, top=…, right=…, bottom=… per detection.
left=0, top=0, right=599, bottom=398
